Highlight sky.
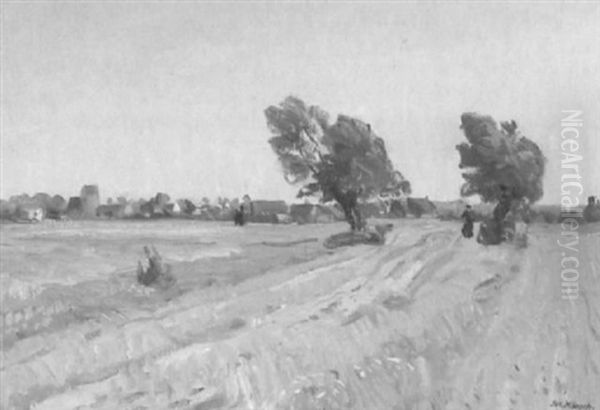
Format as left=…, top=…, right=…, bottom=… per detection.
left=1, top=1, right=599, bottom=204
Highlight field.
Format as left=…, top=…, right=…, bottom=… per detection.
left=1, top=219, right=599, bottom=409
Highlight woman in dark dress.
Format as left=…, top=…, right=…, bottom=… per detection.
left=234, top=204, right=246, bottom=226
left=461, top=205, right=474, bottom=238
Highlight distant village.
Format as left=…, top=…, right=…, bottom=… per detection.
left=0, top=184, right=440, bottom=224
left=2, top=184, right=599, bottom=225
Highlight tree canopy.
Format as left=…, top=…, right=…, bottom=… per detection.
left=265, top=96, right=410, bottom=205
left=456, top=113, right=546, bottom=203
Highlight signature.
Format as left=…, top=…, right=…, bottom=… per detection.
left=551, top=400, right=595, bottom=410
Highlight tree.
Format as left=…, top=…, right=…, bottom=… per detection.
left=265, top=96, right=410, bottom=230
left=456, top=113, right=545, bottom=203
left=33, top=192, right=52, bottom=208
left=180, top=199, right=197, bottom=215
left=0, top=199, right=16, bottom=219
left=47, top=195, right=67, bottom=217
left=153, top=193, right=170, bottom=207
left=456, top=113, right=546, bottom=244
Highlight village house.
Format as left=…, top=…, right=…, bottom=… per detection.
left=360, top=199, right=388, bottom=218
left=164, top=202, right=181, bottom=216
left=122, top=202, right=137, bottom=218
left=433, top=199, right=468, bottom=220
left=406, top=196, right=437, bottom=218
left=248, top=200, right=289, bottom=223
left=66, top=197, right=83, bottom=219
left=388, top=199, right=407, bottom=217
left=290, top=203, right=344, bottom=224
left=80, top=185, right=100, bottom=218
left=96, top=204, right=126, bottom=219
left=16, top=203, right=44, bottom=222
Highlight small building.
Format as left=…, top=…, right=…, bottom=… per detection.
left=248, top=200, right=288, bottom=223
left=406, top=197, right=437, bottom=218
left=290, top=203, right=343, bottom=224
left=123, top=203, right=137, bottom=218
left=139, top=201, right=168, bottom=218
left=250, top=200, right=288, bottom=216
left=164, top=202, right=182, bottom=216
left=66, top=197, right=83, bottom=219
left=388, top=199, right=407, bottom=218
left=139, top=201, right=154, bottom=218
left=96, top=204, right=126, bottom=219
left=17, top=204, right=44, bottom=222
left=359, top=199, right=387, bottom=218
left=432, top=199, right=467, bottom=220
left=80, top=185, right=100, bottom=218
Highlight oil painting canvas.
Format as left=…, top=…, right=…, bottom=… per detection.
left=1, top=2, right=599, bottom=409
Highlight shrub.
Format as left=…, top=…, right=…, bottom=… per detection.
left=136, top=246, right=176, bottom=289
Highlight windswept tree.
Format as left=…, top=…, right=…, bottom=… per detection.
left=265, top=96, right=410, bottom=230
left=456, top=113, right=546, bottom=203
left=456, top=113, right=546, bottom=243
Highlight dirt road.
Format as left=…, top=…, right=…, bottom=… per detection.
left=2, top=220, right=599, bottom=409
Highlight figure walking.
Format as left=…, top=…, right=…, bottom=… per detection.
left=461, top=205, right=474, bottom=238
left=234, top=204, right=246, bottom=226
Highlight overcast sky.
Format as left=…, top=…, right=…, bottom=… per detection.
left=1, top=2, right=599, bottom=203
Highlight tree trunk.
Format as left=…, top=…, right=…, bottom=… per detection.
left=340, top=201, right=357, bottom=231
left=350, top=202, right=364, bottom=231
left=332, top=188, right=364, bottom=231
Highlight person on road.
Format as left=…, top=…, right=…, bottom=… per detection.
left=461, top=204, right=474, bottom=238
left=234, top=204, right=246, bottom=226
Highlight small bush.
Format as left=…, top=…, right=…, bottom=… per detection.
left=136, top=246, right=176, bottom=289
